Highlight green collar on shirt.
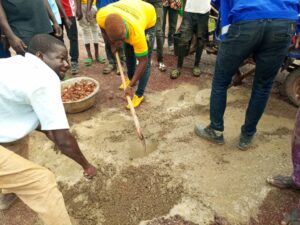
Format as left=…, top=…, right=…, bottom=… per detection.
left=124, top=20, right=129, bottom=39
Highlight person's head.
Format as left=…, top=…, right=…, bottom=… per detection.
left=28, top=34, right=69, bottom=80
left=105, top=14, right=126, bottom=48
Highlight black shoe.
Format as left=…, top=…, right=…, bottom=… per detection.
left=71, top=62, right=79, bottom=75
left=194, top=123, right=224, bottom=144
left=238, top=133, right=254, bottom=150
left=0, top=193, right=17, bottom=210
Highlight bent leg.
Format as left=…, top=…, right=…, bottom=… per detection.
left=136, top=26, right=156, bottom=96
left=0, top=146, right=72, bottom=225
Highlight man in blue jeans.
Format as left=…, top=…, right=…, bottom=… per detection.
left=194, top=0, right=300, bottom=150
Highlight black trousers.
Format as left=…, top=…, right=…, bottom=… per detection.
left=58, top=16, right=79, bottom=63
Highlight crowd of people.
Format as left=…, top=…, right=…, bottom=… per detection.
left=1, top=0, right=300, bottom=224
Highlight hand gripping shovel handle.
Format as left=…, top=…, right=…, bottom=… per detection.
left=115, top=52, right=145, bottom=141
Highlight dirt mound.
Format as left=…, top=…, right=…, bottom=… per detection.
left=61, top=164, right=183, bottom=225
left=147, top=215, right=198, bottom=225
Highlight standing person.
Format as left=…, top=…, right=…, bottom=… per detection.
left=267, top=107, right=300, bottom=225
left=194, top=0, right=299, bottom=150
left=86, top=0, right=126, bottom=75
left=0, top=34, right=96, bottom=224
left=96, top=0, right=156, bottom=108
left=0, top=0, right=62, bottom=55
left=48, top=0, right=73, bottom=39
left=162, top=0, right=180, bottom=52
left=170, top=0, right=210, bottom=79
left=145, top=0, right=167, bottom=72
left=76, top=0, right=106, bottom=67
left=59, top=0, right=80, bottom=75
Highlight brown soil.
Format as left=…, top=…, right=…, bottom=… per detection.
left=61, top=164, right=183, bottom=225
left=1, top=29, right=299, bottom=225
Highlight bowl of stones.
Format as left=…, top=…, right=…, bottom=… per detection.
left=61, top=77, right=99, bottom=113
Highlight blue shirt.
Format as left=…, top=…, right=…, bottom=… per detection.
left=212, top=0, right=300, bottom=39
left=96, top=0, right=118, bottom=9
left=48, top=0, right=62, bottom=25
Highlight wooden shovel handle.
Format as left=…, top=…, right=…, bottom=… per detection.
left=115, top=52, right=144, bottom=140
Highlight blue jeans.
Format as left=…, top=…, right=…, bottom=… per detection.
left=59, top=16, right=79, bottom=63
left=210, top=19, right=295, bottom=136
left=125, top=26, right=156, bottom=97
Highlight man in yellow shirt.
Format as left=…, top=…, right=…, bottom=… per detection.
left=96, top=0, right=156, bottom=108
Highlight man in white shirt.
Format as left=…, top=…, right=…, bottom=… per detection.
left=170, top=0, right=211, bottom=79
left=0, top=34, right=96, bottom=225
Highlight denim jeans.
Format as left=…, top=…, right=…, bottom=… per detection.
left=162, top=6, right=178, bottom=47
left=210, top=19, right=295, bottom=136
left=125, top=26, right=156, bottom=97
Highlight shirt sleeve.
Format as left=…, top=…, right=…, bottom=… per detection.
left=132, top=27, right=149, bottom=57
left=27, top=75, right=69, bottom=131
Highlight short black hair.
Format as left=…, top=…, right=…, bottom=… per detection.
left=27, top=34, right=65, bottom=55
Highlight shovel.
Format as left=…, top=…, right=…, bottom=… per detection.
left=115, top=52, right=147, bottom=152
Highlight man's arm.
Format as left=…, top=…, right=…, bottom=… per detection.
left=76, top=0, right=83, bottom=20
left=55, top=0, right=72, bottom=28
left=0, top=0, right=26, bottom=53
left=86, top=0, right=94, bottom=22
left=44, top=0, right=62, bottom=36
left=42, top=129, right=97, bottom=179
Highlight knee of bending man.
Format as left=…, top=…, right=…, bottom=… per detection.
left=36, top=167, right=58, bottom=191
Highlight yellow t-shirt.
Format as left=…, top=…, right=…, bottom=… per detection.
left=81, top=0, right=95, bottom=4
left=96, top=0, right=156, bottom=57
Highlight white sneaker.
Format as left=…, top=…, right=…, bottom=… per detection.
left=158, top=62, right=167, bottom=72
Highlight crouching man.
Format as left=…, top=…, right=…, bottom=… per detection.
left=0, top=34, right=96, bottom=225
left=96, top=0, right=156, bottom=108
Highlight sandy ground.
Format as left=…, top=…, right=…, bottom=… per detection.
left=1, top=30, right=300, bottom=225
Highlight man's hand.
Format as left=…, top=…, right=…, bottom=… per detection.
left=41, top=129, right=96, bottom=180
left=76, top=7, right=83, bottom=21
left=110, top=44, right=118, bottom=55
left=64, top=17, right=72, bottom=29
left=53, top=23, right=63, bottom=37
left=124, top=85, right=134, bottom=99
left=83, top=164, right=97, bottom=179
left=8, top=34, right=27, bottom=54
left=85, top=9, right=93, bottom=22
